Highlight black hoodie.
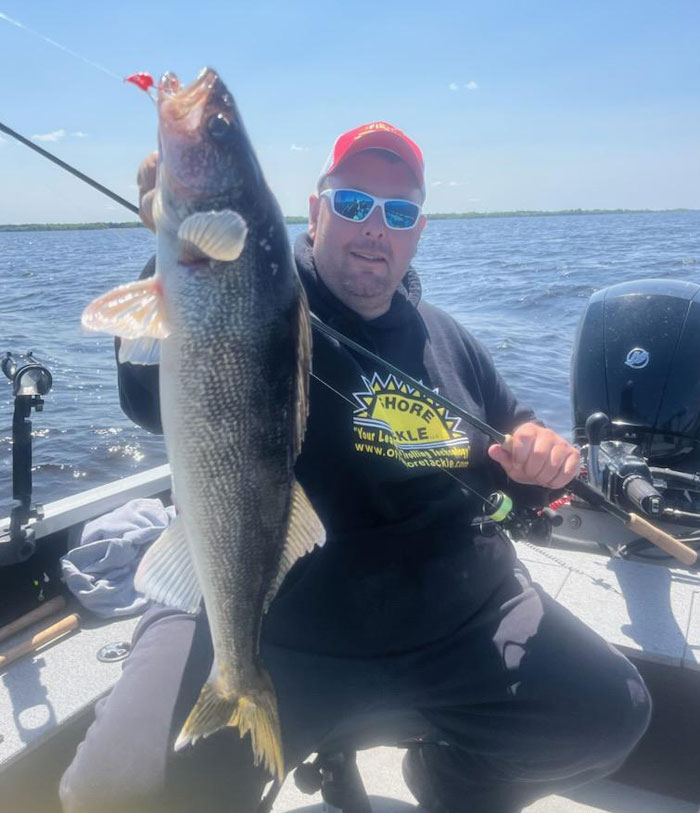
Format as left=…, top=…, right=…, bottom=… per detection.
left=117, top=234, right=542, bottom=655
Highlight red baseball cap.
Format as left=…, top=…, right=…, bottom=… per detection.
left=318, top=121, right=425, bottom=196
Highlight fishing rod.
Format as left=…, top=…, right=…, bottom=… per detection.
left=309, top=315, right=500, bottom=442
left=0, top=121, right=140, bottom=216
left=310, top=316, right=697, bottom=566
left=10, top=132, right=697, bottom=566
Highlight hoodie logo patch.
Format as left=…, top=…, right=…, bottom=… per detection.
left=352, top=373, right=470, bottom=468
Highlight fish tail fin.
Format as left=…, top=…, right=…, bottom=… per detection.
left=231, top=683, right=284, bottom=781
left=174, top=671, right=284, bottom=782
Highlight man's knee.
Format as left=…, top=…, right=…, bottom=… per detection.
left=60, top=758, right=167, bottom=813
left=59, top=607, right=202, bottom=812
left=59, top=691, right=173, bottom=813
left=60, top=723, right=268, bottom=813
left=538, top=647, right=652, bottom=779
left=587, top=655, right=652, bottom=772
left=515, top=592, right=653, bottom=774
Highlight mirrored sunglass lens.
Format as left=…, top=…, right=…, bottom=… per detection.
left=385, top=200, right=420, bottom=229
left=334, top=190, right=374, bottom=221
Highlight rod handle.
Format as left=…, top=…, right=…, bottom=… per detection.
left=0, top=613, right=80, bottom=669
left=0, top=595, right=66, bottom=644
left=626, top=513, right=698, bottom=566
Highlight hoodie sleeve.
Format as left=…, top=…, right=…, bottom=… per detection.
left=114, top=256, right=164, bottom=435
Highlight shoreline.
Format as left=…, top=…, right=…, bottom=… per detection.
left=0, top=208, right=696, bottom=233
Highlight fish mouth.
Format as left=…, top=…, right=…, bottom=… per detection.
left=156, top=67, right=240, bottom=206
left=158, top=67, right=227, bottom=133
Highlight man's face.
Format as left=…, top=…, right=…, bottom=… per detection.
left=308, top=150, right=426, bottom=319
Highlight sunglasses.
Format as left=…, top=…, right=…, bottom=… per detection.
left=320, top=188, right=422, bottom=230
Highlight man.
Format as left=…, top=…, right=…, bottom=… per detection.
left=60, top=123, right=650, bottom=813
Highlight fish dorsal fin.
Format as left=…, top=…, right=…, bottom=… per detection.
left=264, top=480, right=325, bottom=613
left=294, top=286, right=312, bottom=457
left=178, top=210, right=248, bottom=262
left=82, top=277, right=169, bottom=339
left=134, top=516, right=202, bottom=613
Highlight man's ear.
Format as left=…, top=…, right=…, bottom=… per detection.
left=308, top=194, right=320, bottom=241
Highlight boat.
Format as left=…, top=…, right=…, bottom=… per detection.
left=2, top=279, right=700, bottom=812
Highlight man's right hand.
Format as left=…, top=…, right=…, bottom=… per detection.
left=137, top=152, right=158, bottom=231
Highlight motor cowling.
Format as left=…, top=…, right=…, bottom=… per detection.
left=572, top=279, right=700, bottom=466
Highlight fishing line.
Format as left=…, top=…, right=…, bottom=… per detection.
left=8, top=122, right=695, bottom=562
left=310, top=315, right=505, bottom=444
left=310, top=371, right=499, bottom=511
left=310, top=371, right=355, bottom=410
left=0, top=10, right=123, bottom=82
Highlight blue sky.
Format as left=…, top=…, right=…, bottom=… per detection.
left=1, top=0, right=698, bottom=222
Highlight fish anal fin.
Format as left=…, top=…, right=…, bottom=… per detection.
left=134, top=516, right=202, bottom=613
left=264, top=480, right=325, bottom=613
left=178, top=210, right=248, bottom=262
left=175, top=672, right=284, bottom=781
left=82, top=277, right=169, bottom=339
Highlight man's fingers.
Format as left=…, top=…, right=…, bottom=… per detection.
left=137, top=151, right=158, bottom=198
left=521, top=430, right=557, bottom=481
left=508, top=429, right=535, bottom=469
left=137, top=152, right=159, bottom=232
left=490, top=424, right=581, bottom=489
left=546, top=448, right=581, bottom=489
left=488, top=443, right=508, bottom=464
left=140, top=189, right=156, bottom=232
left=533, top=440, right=569, bottom=485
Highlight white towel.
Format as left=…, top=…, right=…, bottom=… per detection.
left=61, top=497, right=176, bottom=618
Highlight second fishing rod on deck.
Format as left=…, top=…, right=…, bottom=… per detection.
left=3, top=117, right=696, bottom=567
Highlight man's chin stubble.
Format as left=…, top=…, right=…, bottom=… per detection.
left=342, top=280, right=390, bottom=299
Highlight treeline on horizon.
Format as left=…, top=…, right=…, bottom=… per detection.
left=0, top=208, right=696, bottom=232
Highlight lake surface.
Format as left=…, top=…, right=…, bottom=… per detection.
left=1, top=211, right=698, bottom=517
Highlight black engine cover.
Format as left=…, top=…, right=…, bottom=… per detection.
left=572, top=279, right=700, bottom=462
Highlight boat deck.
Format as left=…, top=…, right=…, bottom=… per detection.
left=2, top=467, right=700, bottom=810
left=512, top=539, right=700, bottom=672
left=271, top=745, right=697, bottom=812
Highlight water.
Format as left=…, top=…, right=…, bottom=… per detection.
left=1, top=211, right=698, bottom=517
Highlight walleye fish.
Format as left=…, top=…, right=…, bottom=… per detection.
left=82, top=68, right=324, bottom=781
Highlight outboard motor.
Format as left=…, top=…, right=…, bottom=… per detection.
left=554, top=279, right=700, bottom=561
left=572, top=279, right=700, bottom=465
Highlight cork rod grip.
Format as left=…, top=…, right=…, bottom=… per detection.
left=0, top=613, right=80, bottom=670
left=0, top=595, right=67, bottom=644
left=626, top=513, right=698, bottom=567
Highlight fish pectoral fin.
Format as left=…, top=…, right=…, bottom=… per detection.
left=177, top=210, right=248, bottom=262
left=118, top=336, right=161, bottom=365
left=134, top=516, right=202, bottom=613
left=175, top=670, right=284, bottom=782
left=264, top=480, right=325, bottom=613
left=82, top=277, right=169, bottom=339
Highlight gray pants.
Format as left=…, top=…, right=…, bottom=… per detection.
left=60, top=566, right=651, bottom=813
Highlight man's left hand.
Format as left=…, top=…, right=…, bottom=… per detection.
left=487, top=422, right=580, bottom=489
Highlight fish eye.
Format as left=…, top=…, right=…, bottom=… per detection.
left=207, top=113, right=234, bottom=141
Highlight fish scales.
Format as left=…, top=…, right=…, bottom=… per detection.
left=82, top=67, right=324, bottom=781
left=162, top=232, right=300, bottom=682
